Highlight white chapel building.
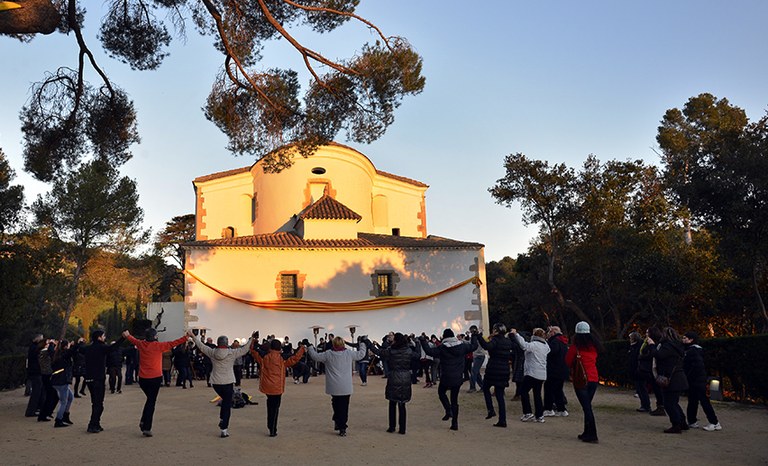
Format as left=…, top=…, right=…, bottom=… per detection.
left=182, top=143, right=489, bottom=342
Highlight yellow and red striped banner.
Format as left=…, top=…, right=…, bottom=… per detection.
left=184, top=270, right=480, bottom=313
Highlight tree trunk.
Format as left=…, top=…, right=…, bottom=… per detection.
left=58, top=260, right=83, bottom=341
left=753, top=262, right=768, bottom=332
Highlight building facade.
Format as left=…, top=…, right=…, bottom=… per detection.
left=183, top=144, right=489, bottom=342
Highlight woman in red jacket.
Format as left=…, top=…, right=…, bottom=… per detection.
left=564, top=321, right=603, bottom=444
left=250, top=338, right=306, bottom=437
left=122, top=328, right=188, bottom=437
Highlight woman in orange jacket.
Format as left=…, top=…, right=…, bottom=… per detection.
left=250, top=338, right=306, bottom=437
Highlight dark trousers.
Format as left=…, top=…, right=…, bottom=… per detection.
left=544, top=377, right=567, bottom=412
left=643, top=373, right=664, bottom=408
left=108, top=367, right=122, bottom=392
left=663, top=390, right=685, bottom=427
left=388, top=400, right=407, bottom=433
left=266, top=394, right=282, bottom=434
left=687, top=383, right=718, bottom=425
left=233, top=365, right=242, bottom=386
left=520, top=376, right=544, bottom=418
left=40, top=374, right=58, bottom=419
left=25, top=375, right=44, bottom=416
left=138, top=376, right=163, bottom=432
left=437, top=382, right=460, bottom=427
left=87, top=378, right=106, bottom=428
left=213, top=383, right=234, bottom=430
left=634, top=376, right=651, bottom=409
left=331, top=395, right=351, bottom=430
left=575, top=381, right=599, bottom=439
left=483, top=384, right=506, bottom=423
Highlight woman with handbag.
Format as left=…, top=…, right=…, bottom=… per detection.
left=647, top=327, right=689, bottom=433
left=564, top=321, right=603, bottom=443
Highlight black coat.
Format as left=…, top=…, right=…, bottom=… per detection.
left=26, top=341, right=44, bottom=376
left=80, top=338, right=123, bottom=380
left=638, top=341, right=655, bottom=376
left=683, top=344, right=708, bottom=387
left=477, top=334, right=512, bottom=387
left=627, top=342, right=642, bottom=379
left=372, top=344, right=419, bottom=402
left=650, top=339, right=688, bottom=392
left=421, top=335, right=477, bottom=387
left=546, top=334, right=570, bottom=380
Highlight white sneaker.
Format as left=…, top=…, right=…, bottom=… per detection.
left=294, top=379, right=299, bottom=384
left=688, top=422, right=700, bottom=429
left=703, top=422, right=722, bottom=431
left=361, top=382, right=367, bottom=386
left=555, top=410, right=569, bottom=417
left=520, top=413, right=535, bottom=422
left=221, top=429, right=229, bottom=438
left=542, top=410, right=556, bottom=417
left=535, top=417, right=545, bottom=423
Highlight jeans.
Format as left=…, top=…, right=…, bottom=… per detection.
left=138, top=376, right=163, bottom=432
left=331, top=395, right=351, bottom=430
left=687, top=383, right=718, bottom=425
left=213, top=383, right=234, bottom=429
left=483, top=384, right=506, bottom=423
left=575, top=381, right=598, bottom=439
left=162, top=369, right=171, bottom=386
left=25, top=375, right=44, bottom=416
left=86, top=378, right=106, bottom=428
left=53, top=384, right=73, bottom=420
left=470, top=355, right=485, bottom=390
left=357, top=361, right=369, bottom=384
left=520, top=376, right=544, bottom=418
left=543, top=377, right=567, bottom=411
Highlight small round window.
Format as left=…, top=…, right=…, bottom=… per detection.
left=311, top=167, right=326, bottom=175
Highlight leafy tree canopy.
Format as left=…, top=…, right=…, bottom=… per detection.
left=0, top=148, right=25, bottom=234
left=2, top=0, right=425, bottom=180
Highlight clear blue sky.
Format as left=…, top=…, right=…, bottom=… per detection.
left=1, top=1, right=767, bottom=261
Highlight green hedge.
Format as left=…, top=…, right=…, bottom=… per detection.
left=0, top=354, right=27, bottom=390
left=599, top=334, right=768, bottom=403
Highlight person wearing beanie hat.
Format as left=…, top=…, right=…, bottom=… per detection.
left=79, top=330, right=124, bottom=433
left=565, top=322, right=604, bottom=443
left=419, top=329, right=478, bottom=431
left=122, top=328, right=189, bottom=437
left=681, top=331, right=721, bottom=432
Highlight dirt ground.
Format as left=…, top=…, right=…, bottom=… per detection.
left=1, top=375, right=767, bottom=466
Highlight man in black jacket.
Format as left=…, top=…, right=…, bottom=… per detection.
left=420, top=329, right=478, bottom=431
left=80, top=330, right=123, bottom=433
left=682, top=332, right=721, bottom=431
left=24, top=334, right=45, bottom=418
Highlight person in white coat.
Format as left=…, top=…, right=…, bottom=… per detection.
left=307, top=336, right=367, bottom=436
left=189, top=330, right=254, bottom=438
left=511, top=327, right=550, bottom=422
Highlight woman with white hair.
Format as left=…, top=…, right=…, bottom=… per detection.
left=191, top=330, right=255, bottom=438
left=307, top=336, right=367, bottom=437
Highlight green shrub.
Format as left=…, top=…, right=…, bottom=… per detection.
left=0, top=354, right=27, bottom=390
left=598, top=334, right=768, bottom=403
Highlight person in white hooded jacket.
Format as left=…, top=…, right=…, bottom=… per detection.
left=511, top=327, right=550, bottom=422
left=188, top=330, right=254, bottom=438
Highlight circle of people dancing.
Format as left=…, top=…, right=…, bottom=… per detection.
left=23, top=321, right=722, bottom=442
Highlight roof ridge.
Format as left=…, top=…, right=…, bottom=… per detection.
left=299, top=194, right=362, bottom=221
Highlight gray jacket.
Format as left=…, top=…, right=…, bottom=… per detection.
left=513, top=333, right=550, bottom=381
left=308, top=343, right=367, bottom=396
left=193, top=336, right=253, bottom=385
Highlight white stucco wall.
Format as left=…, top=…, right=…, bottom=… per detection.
left=185, top=246, right=488, bottom=342
left=196, top=172, right=253, bottom=240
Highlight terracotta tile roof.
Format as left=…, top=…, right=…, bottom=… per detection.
left=299, top=195, right=362, bottom=221
left=193, top=166, right=251, bottom=183
left=184, top=232, right=483, bottom=250
left=375, top=170, right=429, bottom=188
